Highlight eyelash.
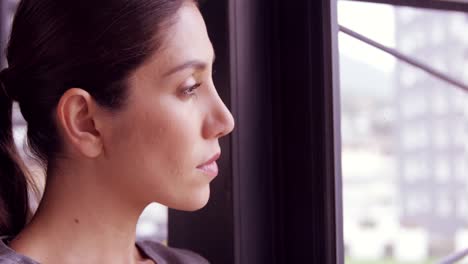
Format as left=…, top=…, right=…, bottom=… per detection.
left=183, top=83, right=202, bottom=97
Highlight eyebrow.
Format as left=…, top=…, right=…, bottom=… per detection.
left=163, top=51, right=216, bottom=77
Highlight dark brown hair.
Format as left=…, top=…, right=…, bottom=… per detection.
left=0, top=0, right=193, bottom=237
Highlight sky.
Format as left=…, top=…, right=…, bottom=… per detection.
left=337, top=1, right=396, bottom=74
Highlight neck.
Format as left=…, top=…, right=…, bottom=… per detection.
left=10, top=160, right=149, bottom=264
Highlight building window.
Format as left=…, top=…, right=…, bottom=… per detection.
left=406, top=192, right=430, bottom=215
left=400, top=67, right=421, bottom=88
left=436, top=193, right=453, bottom=219
left=401, top=123, right=429, bottom=150
left=434, top=158, right=451, bottom=183
left=433, top=124, right=449, bottom=149
left=403, top=156, right=429, bottom=182
left=402, top=93, right=427, bottom=119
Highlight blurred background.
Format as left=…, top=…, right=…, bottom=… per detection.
left=339, top=1, right=468, bottom=263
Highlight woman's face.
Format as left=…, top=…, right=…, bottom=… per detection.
left=101, top=2, right=234, bottom=211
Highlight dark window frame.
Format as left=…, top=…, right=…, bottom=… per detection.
left=169, top=0, right=468, bottom=263
left=169, top=0, right=343, bottom=263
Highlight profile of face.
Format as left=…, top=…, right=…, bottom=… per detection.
left=90, top=2, right=234, bottom=211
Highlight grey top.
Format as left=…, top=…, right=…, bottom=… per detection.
left=0, top=237, right=209, bottom=264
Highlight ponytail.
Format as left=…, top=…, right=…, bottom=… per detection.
left=0, top=69, right=30, bottom=237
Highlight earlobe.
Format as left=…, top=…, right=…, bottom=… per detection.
left=56, top=88, right=103, bottom=158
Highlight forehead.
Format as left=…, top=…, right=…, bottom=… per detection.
left=156, top=3, right=214, bottom=68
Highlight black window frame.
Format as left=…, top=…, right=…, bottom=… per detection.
left=169, top=0, right=468, bottom=263
left=169, top=0, right=343, bottom=263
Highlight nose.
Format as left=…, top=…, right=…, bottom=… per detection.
left=202, top=89, right=235, bottom=139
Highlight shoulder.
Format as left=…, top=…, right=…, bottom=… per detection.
left=137, top=239, right=210, bottom=264
left=0, top=238, right=37, bottom=264
left=0, top=251, right=37, bottom=264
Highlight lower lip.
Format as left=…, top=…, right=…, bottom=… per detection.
left=197, top=161, right=218, bottom=178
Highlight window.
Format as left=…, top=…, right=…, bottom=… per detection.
left=401, top=123, right=429, bottom=149
left=434, top=158, right=451, bottom=183
left=432, top=91, right=449, bottom=115
left=455, top=158, right=467, bottom=181
left=403, top=156, right=429, bottom=182
left=402, top=93, right=427, bottom=119
left=436, top=192, right=453, bottom=219
left=339, top=1, right=468, bottom=263
left=399, top=66, right=421, bottom=88
left=405, top=192, right=430, bottom=215
left=433, top=125, right=450, bottom=149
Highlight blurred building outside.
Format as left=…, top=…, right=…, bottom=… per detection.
left=340, top=2, right=468, bottom=263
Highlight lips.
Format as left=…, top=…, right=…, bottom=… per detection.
left=197, top=153, right=221, bottom=168
left=197, top=152, right=220, bottom=177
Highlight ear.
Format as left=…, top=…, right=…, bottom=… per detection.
left=56, top=88, right=103, bottom=158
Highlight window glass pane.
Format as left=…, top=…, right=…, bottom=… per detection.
left=7, top=0, right=168, bottom=244
left=339, top=1, right=468, bottom=263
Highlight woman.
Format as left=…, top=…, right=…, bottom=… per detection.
left=0, top=0, right=234, bottom=263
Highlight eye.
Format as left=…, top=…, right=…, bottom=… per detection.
left=183, top=83, right=202, bottom=97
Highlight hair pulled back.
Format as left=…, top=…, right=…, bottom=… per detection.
left=0, top=0, right=192, bottom=237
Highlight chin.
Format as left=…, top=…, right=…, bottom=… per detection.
left=171, top=187, right=211, bottom=212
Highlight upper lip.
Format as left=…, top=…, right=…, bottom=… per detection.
left=197, top=152, right=221, bottom=168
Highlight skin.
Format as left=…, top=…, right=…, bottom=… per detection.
left=9, top=2, right=234, bottom=264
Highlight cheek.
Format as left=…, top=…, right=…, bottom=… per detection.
left=104, top=95, right=208, bottom=208
left=132, top=106, right=207, bottom=208
left=129, top=103, right=202, bottom=182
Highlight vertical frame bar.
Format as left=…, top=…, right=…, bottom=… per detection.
left=0, top=0, right=8, bottom=67
left=228, top=0, right=276, bottom=263
left=169, top=0, right=341, bottom=263
left=268, top=0, right=339, bottom=263
left=328, top=0, right=344, bottom=263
